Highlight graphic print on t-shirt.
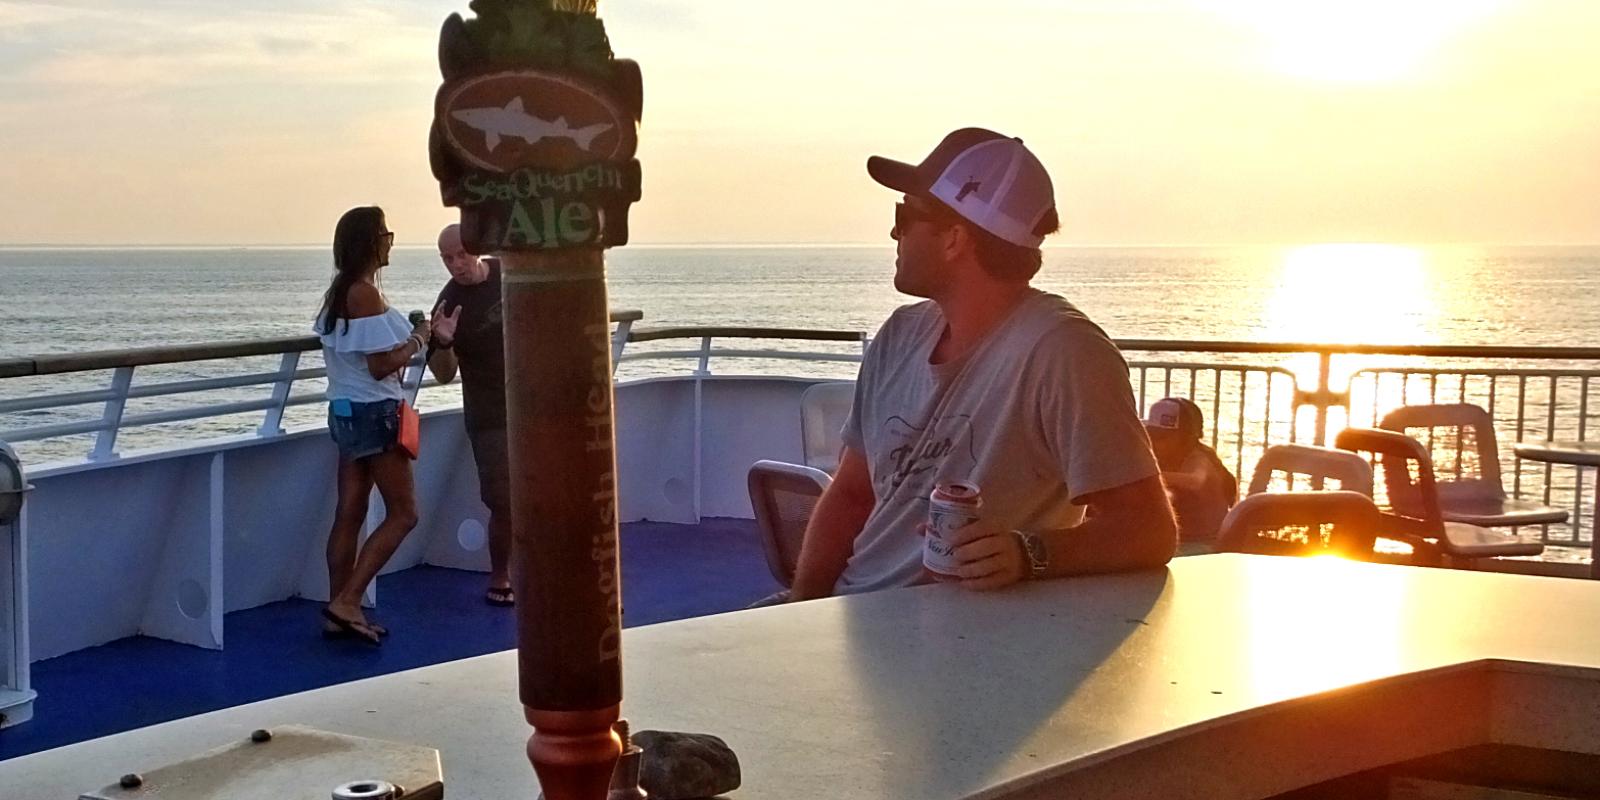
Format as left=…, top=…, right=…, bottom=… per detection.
left=464, top=299, right=502, bottom=342
left=438, top=292, right=502, bottom=347
left=879, top=413, right=980, bottom=494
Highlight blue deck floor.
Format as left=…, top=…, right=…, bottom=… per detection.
left=0, top=518, right=780, bottom=762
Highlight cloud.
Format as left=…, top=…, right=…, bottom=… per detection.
left=2, top=0, right=1598, bottom=245
left=1, top=2, right=437, bottom=90
left=0, top=1, right=94, bottom=30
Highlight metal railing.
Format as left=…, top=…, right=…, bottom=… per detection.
left=1343, top=365, right=1600, bottom=549
left=1111, top=341, right=1600, bottom=551
left=1125, top=358, right=1300, bottom=486
left=618, top=326, right=868, bottom=375
left=4, top=324, right=1600, bottom=550
left=0, top=310, right=642, bottom=462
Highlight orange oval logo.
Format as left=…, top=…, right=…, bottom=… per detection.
left=438, top=71, right=638, bottom=172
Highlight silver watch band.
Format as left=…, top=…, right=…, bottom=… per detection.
left=1013, top=530, right=1048, bottom=579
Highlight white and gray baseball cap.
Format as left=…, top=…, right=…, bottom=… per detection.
left=867, top=127, right=1057, bottom=248
left=1145, top=397, right=1204, bottom=440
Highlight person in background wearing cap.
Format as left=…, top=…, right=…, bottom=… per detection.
left=1144, top=397, right=1237, bottom=544
left=425, top=224, right=515, bottom=607
left=788, top=129, right=1177, bottom=601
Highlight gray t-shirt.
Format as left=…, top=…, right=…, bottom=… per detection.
left=837, top=290, right=1158, bottom=594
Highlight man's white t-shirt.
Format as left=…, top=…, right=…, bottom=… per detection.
left=837, top=290, right=1158, bottom=594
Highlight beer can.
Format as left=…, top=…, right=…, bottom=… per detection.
left=925, top=481, right=982, bottom=579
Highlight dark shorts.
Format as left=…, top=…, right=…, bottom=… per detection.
left=467, top=425, right=511, bottom=517
left=328, top=399, right=400, bottom=460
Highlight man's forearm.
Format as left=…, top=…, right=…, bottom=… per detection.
left=1036, top=486, right=1177, bottom=578
left=788, top=486, right=873, bottom=601
left=427, top=348, right=458, bottom=384
left=1160, top=469, right=1202, bottom=492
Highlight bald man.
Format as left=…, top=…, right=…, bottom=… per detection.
left=426, top=224, right=514, bottom=606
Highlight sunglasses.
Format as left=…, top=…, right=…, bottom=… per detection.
left=894, top=201, right=954, bottom=233
left=377, top=231, right=395, bottom=242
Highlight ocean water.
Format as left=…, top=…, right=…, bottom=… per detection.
left=5, top=243, right=1597, bottom=357
left=3, top=244, right=1599, bottom=464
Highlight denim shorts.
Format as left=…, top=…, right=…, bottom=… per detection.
left=328, top=398, right=400, bottom=460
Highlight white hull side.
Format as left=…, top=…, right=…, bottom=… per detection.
left=16, top=376, right=831, bottom=661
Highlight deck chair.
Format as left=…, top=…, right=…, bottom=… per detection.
left=1248, top=444, right=1375, bottom=496
left=1334, top=427, right=1544, bottom=564
left=1379, top=403, right=1568, bottom=528
left=1216, top=491, right=1383, bottom=558
left=747, top=460, right=831, bottom=587
left=800, top=381, right=854, bottom=474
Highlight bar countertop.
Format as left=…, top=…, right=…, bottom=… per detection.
left=8, top=555, right=1600, bottom=799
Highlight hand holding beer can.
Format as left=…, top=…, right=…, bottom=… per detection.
left=925, top=482, right=982, bottom=580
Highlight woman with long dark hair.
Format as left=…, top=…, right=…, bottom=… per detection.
left=314, top=206, right=429, bottom=644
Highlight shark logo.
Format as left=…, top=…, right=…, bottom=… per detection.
left=451, top=97, right=614, bottom=153
left=438, top=71, right=637, bottom=171
left=955, top=178, right=982, bottom=202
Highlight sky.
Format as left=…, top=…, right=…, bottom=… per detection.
left=0, top=0, right=1597, bottom=246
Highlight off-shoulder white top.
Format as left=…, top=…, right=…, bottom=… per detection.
left=314, top=308, right=410, bottom=403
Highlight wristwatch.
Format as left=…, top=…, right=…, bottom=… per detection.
left=1013, top=530, right=1048, bottom=580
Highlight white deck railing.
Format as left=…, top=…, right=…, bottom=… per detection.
left=4, top=322, right=1599, bottom=550
left=618, top=325, right=869, bottom=375
left=0, top=310, right=642, bottom=464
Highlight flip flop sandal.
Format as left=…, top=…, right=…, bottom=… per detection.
left=321, top=607, right=382, bottom=646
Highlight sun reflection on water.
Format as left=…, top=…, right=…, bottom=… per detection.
left=1265, top=244, right=1438, bottom=350
left=1263, top=244, right=1443, bottom=438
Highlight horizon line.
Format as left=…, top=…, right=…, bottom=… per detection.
left=2, top=240, right=1599, bottom=251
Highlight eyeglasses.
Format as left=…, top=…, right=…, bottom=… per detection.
left=378, top=231, right=395, bottom=243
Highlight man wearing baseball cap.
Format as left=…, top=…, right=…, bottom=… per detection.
left=789, top=128, right=1177, bottom=600
left=1144, top=397, right=1238, bottom=543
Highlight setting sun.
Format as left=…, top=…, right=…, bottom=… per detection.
left=1206, top=0, right=1507, bottom=83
